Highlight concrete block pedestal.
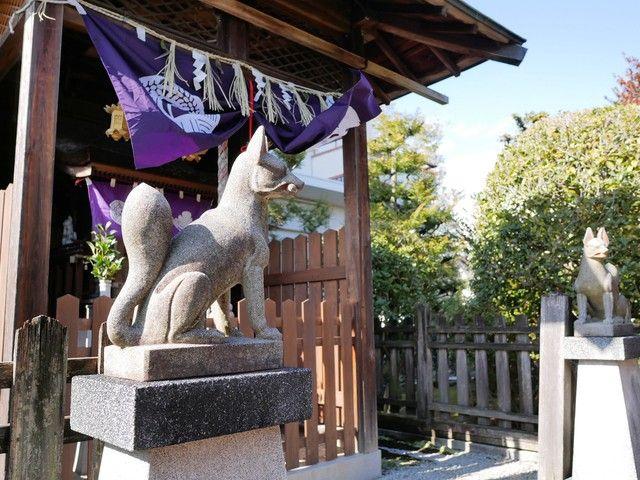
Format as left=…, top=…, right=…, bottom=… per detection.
left=564, top=335, right=640, bottom=480
left=98, top=426, right=287, bottom=480
left=70, top=341, right=312, bottom=480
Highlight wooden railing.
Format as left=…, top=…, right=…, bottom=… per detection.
left=377, top=305, right=539, bottom=451
left=0, top=293, right=358, bottom=477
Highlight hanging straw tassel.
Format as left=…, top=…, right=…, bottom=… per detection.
left=36, top=0, right=54, bottom=22
left=230, top=63, right=250, bottom=116
left=318, top=94, right=330, bottom=112
left=262, top=78, right=286, bottom=124
left=291, top=86, right=314, bottom=126
left=203, top=57, right=223, bottom=111
left=158, top=41, right=187, bottom=96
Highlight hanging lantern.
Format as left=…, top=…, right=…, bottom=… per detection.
left=181, top=149, right=208, bottom=162
left=104, top=104, right=130, bottom=141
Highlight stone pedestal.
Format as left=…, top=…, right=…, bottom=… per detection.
left=104, top=338, right=282, bottom=381
left=573, top=321, right=636, bottom=337
left=564, top=336, right=640, bottom=480
left=70, top=342, right=312, bottom=479
left=98, top=426, right=286, bottom=480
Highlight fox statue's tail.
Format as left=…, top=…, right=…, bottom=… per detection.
left=106, top=183, right=174, bottom=346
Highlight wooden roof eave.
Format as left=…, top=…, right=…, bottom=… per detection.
left=199, top=0, right=449, bottom=104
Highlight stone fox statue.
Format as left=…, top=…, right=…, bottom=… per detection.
left=107, top=127, right=304, bottom=346
left=574, top=227, right=630, bottom=324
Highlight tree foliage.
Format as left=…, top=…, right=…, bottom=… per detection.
left=369, top=112, right=462, bottom=324
left=471, top=104, right=640, bottom=322
left=268, top=149, right=331, bottom=234
left=613, top=55, right=640, bottom=105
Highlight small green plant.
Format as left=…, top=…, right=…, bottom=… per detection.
left=86, top=222, right=125, bottom=280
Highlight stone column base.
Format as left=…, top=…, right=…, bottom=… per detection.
left=571, top=358, right=640, bottom=479
left=99, top=426, right=286, bottom=480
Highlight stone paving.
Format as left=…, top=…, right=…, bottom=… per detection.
left=380, top=445, right=538, bottom=480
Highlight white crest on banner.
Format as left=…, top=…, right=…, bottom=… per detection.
left=327, top=106, right=361, bottom=140
left=192, top=50, right=207, bottom=91
left=109, top=200, right=125, bottom=225
left=139, top=75, right=221, bottom=134
left=173, top=211, right=193, bottom=230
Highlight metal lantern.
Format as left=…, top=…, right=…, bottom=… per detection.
left=104, top=104, right=130, bottom=141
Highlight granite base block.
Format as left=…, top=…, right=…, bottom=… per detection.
left=71, top=368, right=312, bottom=450
left=104, top=338, right=283, bottom=381
left=573, top=321, right=636, bottom=337
left=563, top=335, right=640, bottom=360
left=98, top=426, right=286, bottom=480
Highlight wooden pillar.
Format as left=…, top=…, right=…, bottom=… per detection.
left=216, top=12, right=248, bottom=197
left=538, top=294, right=573, bottom=480
left=342, top=125, right=378, bottom=453
left=3, top=5, right=63, bottom=361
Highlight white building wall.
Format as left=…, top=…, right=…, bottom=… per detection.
left=270, top=140, right=345, bottom=240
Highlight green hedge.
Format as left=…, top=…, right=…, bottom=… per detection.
left=471, top=104, right=640, bottom=321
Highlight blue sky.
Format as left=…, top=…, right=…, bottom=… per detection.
left=390, top=0, right=640, bottom=221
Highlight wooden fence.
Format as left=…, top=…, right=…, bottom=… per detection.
left=377, top=305, right=539, bottom=451
left=265, top=229, right=347, bottom=317
left=0, top=293, right=357, bottom=478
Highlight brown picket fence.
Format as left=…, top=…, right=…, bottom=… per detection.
left=0, top=292, right=357, bottom=478
left=377, top=305, right=539, bottom=451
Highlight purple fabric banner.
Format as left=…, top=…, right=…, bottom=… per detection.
left=86, top=179, right=209, bottom=238
left=81, top=9, right=381, bottom=168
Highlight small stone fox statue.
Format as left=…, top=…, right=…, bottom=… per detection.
left=107, top=127, right=304, bottom=346
left=574, top=227, right=630, bottom=324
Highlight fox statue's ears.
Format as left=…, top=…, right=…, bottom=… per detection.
left=597, top=227, right=609, bottom=246
left=583, top=227, right=594, bottom=245
left=246, top=125, right=289, bottom=171
left=246, top=126, right=268, bottom=161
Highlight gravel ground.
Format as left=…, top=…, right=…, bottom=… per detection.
left=380, top=445, right=538, bottom=480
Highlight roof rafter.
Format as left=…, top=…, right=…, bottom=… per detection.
left=198, top=0, right=448, bottom=104
left=372, top=17, right=526, bottom=66
left=370, top=29, right=418, bottom=81
left=427, top=46, right=460, bottom=76
left=258, top=0, right=350, bottom=35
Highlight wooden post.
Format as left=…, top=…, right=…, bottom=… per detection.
left=515, top=315, right=535, bottom=433
left=454, top=315, right=469, bottom=422
left=415, top=304, right=431, bottom=422
left=473, top=316, right=490, bottom=426
left=6, top=316, right=67, bottom=479
left=342, top=125, right=378, bottom=453
left=538, top=294, right=573, bottom=480
left=3, top=5, right=63, bottom=360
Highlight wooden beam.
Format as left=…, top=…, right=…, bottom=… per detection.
left=364, top=61, right=448, bottom=104
left=259, top=0, right=350, bottom=34
left=201, top=0, right=364, bottom=68
left=368, top=2, right=446, bottom=17
left=77, top=163, right=218, bottom=198
left=371, top=29, right=417, bottom=81
left=426, top=23, right=478, bottom=35
left=3, top=4, right=63, bottom=357
left=428, top=46, right=460, bottom=76
left=374, top=18, right=526, bottom=66
left=343, top=124, right=378, bottom=454
left=198, top=0, right=448, bottom=103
